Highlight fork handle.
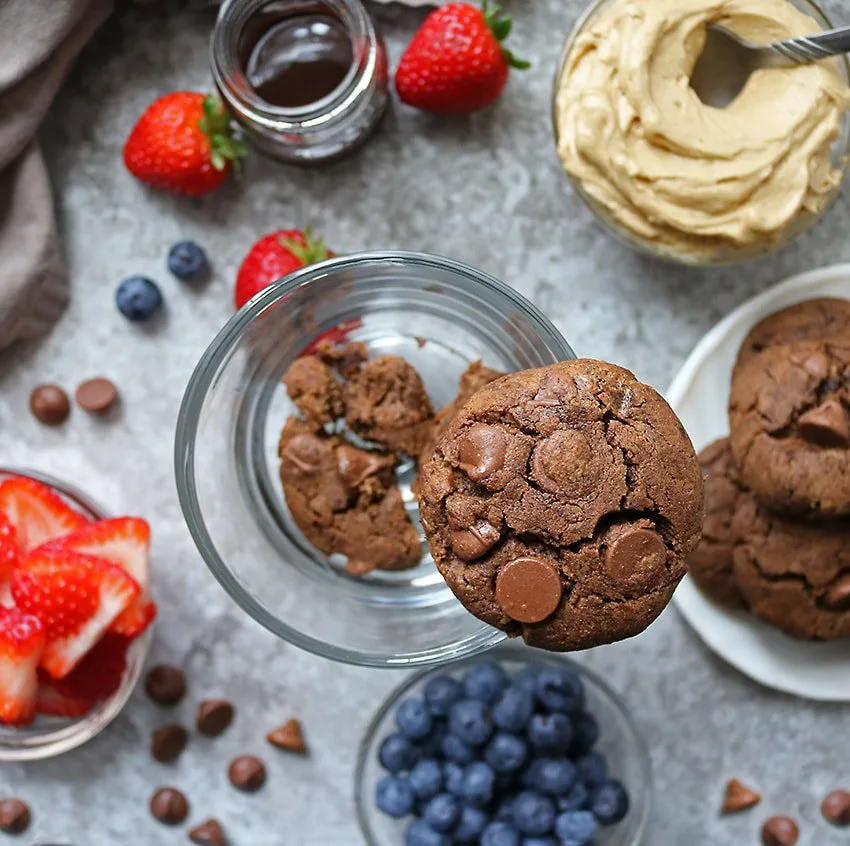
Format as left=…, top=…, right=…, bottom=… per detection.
left=770, top=25, right=850, bottom=63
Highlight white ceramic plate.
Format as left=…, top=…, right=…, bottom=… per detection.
left=667, top=263, right=850, bottom=702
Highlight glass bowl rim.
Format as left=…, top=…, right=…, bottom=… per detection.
left=174, top=250, right=575, bottom=668
left=0, top=466, right=152, bottom=761
left=550, top=0, right=850, bottom=267
left=354, top=644, right=654, bottom=845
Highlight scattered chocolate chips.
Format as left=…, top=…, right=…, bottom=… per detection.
left=797, top=398, right=850, bottom=447
left=196, top=699, right=234, bottom=737
left=228, top=755, right=266, bottom=792
left=721, top=778, right=760, bottom=814
left=189, top=818, right=227, bottom=845
left=824, top=576, right=850, bottom=611
left=495, top=556, right=563, bottom=624
left=0, top=799, right=30, bottom=834
left=151, top=724, right=189, bottom=763
left=29, top=384, right=70, bottom=426
left=604, top=527, right=667, bottom=584
left=457, top=423, right=506, bottom=482
left=267, top=718, right=308, bottom=754
left=821, top=789, right=850, bottom=827
left=75, top=377, right=119, bottom=413
left=761, top=816, right=799, bottom=846
left=145, top=665, right=186, bottom=706
left=150, top=788, right=189, bottom=825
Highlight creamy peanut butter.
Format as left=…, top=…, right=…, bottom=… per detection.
left=555, top=0, right=850, bottom=259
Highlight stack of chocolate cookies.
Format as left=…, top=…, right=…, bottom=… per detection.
left=688, top=298, right=850, bottom=640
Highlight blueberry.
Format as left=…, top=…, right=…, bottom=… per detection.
left=416, top=721, right=447, bottom=758
left=523, top=758, right=576, bottom=795
left=424, top=675, right=464, bottom=716
left=376, top=775, right=415, bottom=818
left=409, top=759, right=444, bottom=801
left=590, top=779, right=629, bottom=826
left=513, top=666, right=540, bottom=693
left=569, top=711, right=599, bottom=758
left=441, top=732, right=476, bottom=764
left=575, top=752, right=608, bottom=788
left=485, top=733, right=528, bottom=773
left=512, top=791, right=556, bottom=836
left=557, top=782, right=589, bottom=812
left=422, top=793, right=461, bottom=832
left=167, top=240, right=209, bottom=281
left=396, top=698, right=434, bottom=741
left=461, top=761, right=496, bottom=806
left=527, top=713, right=572, bottom=754
left=554, top=810, right=599, bottom=845
left=535, top=667, right=584, bottom=714
left=482, top=820, right=521, bottom=846
left=454, top=805, right=489, bottom=842
left=495, top=798, right=515, bottom=821
left=449, top=700, right=493, bottom=746
left=405, top=819, right=452, bottom=846
left=443, top=762, right=465, bottom=797
left=521, top=839, right=557, bottom=846
left=493, top=685, right=535, bottom=732
left=464, top=661, right=509, bottom=704
left=379, top=733, right=420, bottom=773
left=115, top=276, right=163, bottom=322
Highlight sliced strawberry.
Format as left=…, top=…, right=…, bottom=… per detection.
left=0, top=477, right=88, bottom=553
left=0, top=514, right=20, bottom=608
left=12, top=548, right=139, bottom=679
left=35, top=673, right=95, bottom=718
left=49, top=633, right=130, bottom=702
left=50, top=518, right=156, bottom=638
left=0, top=608, right=45, bottom=725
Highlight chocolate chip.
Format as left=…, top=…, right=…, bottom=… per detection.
left=149, top=788, right=189, bottom=825
left=604, top=527, right=667, bottom=584
left=721, top=778, right=760, bottom=814
left=75, top=377, right=119, bottom=413
left=449, top=519, right=501, bottom=561
left=495, top=556, right=563, bottom=624
left=281, top=433, right=323, bottom=474
left=29, top=384, right=70, bottom=426
left=798, top=398, right=850, bottom=447
left=145, top=665, right=186, bottom=706
left=267, top=718, right=308, bottom=754
left=761, top=816, right=799, bottom=846
left=151, top=724, right=188, bottom=763
left=457, top=424, right=506, bottom=482
left=0, top=799, right=30, bottom=834
left=822, top=789, right=850, bottom=826
left=196, top=699, right=234, bottom=737
left=530, top=429, right=593, bottom=493
left=189, top=818, right=227, bottom=845
left=335, top=445, right=389, bottom=489
left=228, top=755, right=266, bottom=792
left=824, top=576, right=850, bottom=611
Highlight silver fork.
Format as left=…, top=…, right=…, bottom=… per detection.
left=711, top=23, right=850, bottom=68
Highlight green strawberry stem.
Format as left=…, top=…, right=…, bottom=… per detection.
left=198, top=94, right=250, bottom=174
left=482, top=1, right=531, bottom=70
left=278, top=226, right=332, bottom=265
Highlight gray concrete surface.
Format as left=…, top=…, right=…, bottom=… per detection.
left=0, top=1, right=848, bottom=843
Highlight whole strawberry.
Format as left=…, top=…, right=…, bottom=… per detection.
left=234, top=227, right=334, bottom=309
left=123, top=92, right=248, bottom=196
left=395, top=1, right=529, bottom=114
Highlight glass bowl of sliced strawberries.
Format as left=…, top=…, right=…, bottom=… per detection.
left=0, top=468, right=155, bottom=761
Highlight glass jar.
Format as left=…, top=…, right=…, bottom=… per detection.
left=211, top=0, right=389, bottom=165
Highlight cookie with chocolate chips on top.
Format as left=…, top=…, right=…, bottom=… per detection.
left=417, top=359, right=704, bottom=651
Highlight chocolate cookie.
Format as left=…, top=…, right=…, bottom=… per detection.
left=417, top=360, right=704, bottom=651
left=283, top=355, right=343, bottom=431
left=343, top=355, right=434, bottom=455
left=731, top=495, right=850, bottom=640
left=686, top=439, right=746, bottom=609
left=729, top=339, right=850, bottom=516
left=279, top=419, right=421, bottom=574
left=736, top=298, right=850, bottom=370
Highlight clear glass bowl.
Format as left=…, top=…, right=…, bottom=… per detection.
left=355, top=645, right=653, bottom=845
left=175, top=252, right=575, bottom=668
left=0, top=468, right=152, bottom=762
left=552, top=0, right=850, bottom=266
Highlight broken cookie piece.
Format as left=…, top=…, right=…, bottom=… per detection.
left=283, top=355, right=344, bottom=431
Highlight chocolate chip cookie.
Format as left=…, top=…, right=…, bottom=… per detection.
left=735, top=298, right=850, bottom=370
left=417, top=360, right=704, bottom=651
left=342, top=355, right=434, bottom=456
left=279, top=419, right=421, bottom=574
left=729, top=338, right=850, bottom=516
left=283, top=355, right=343, bottom=431
left=686, top=439, right=746, bottom=609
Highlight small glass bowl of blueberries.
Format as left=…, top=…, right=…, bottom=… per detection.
left=355, top=648, right=651, bottom=846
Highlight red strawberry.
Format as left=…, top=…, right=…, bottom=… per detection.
left=12, top=548, right=139, bottom=679
left=301, top=319, right=364, bottom=357
left=35, top=676, right=95, bottom=718
left=395, top=2, right=530, bottom=114
left=51, top=518, right=156, bottom=638
left=0, top=608, right=45, bottom=725
left=123, top=92, right=248, bottom=197
left=0, top=514, right=20, bottom=607
left=49, top=633, right=130, bottom=702
left=234, top=227, right=334, bottom=309
left=0, top=476, right=88, bottom=553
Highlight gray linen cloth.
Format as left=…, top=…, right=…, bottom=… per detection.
left=0, top=0, right=112, bottom=352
